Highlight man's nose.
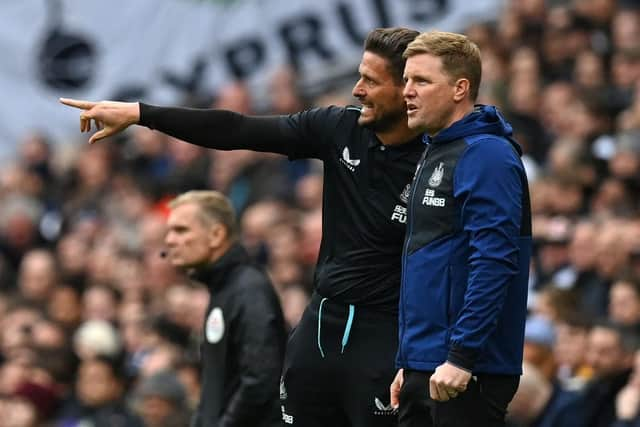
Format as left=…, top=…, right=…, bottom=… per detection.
left=165, top=232, right=176, bottom=246
left=403, top=82, right=414, bottom=99
left=352, top=81, right=365, bottom=98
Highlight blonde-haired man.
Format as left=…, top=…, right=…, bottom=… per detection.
left=390, top=31, right=532, bottom=427
left=165, top=190, right=286, bottom=427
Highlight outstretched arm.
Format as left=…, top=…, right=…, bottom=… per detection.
left=137, top=103, right=290, bottom=155
left=60, top=98, right=338, bottom=158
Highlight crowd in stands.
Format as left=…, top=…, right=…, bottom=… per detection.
left=0, top=0, right=639, bottom=425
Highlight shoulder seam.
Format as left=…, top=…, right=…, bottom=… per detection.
left=463, top=134, right=503, bottom=145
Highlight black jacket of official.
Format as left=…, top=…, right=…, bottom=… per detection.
left=189, top=243, right=286, bottom=427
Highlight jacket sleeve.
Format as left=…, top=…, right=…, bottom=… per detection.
left=447, top=137, right=525, bottom=370
left=218, top=274, right=285, bottom=427
left=139, top=103, right=345, bottom=160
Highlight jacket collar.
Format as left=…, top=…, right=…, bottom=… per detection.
left=189, top=243, right=250, bottom=290
left=421, top=105, right=522, bottom=155
left=367, top=134, right=424, bottom=159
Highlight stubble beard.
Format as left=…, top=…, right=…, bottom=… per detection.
left=361, top=106, right=407, bottom=133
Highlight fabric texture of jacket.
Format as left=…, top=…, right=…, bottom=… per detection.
left=190, top=243, right=286, bottom=427
left=397, top=105, right=532, bottom=375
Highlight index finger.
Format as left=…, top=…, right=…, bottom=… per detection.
left=59, top=98, right=97, bottom=110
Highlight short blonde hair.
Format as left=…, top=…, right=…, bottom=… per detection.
left=170, top=190, right=237, bottom=240
left=403, top=31, right=482, bottom=101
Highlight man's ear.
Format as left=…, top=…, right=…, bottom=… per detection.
left=209, top=223, right=228, bottom=248
left=453, top=78, right=470, bottom=102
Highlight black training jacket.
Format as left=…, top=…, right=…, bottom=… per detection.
left=140, top=104, right=424, bottom=313
left=189, top=244, right=286, bottom=427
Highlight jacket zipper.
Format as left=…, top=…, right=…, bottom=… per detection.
left=399, top=142, right=431, bottom=362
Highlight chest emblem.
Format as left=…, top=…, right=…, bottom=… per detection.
left=400, top=184, right=411, bottom=204
left=339, top=147, right=360, bottom=171
left=206, top=307, right=225, bottom=344
left=428, top=162, right=444, bottom=187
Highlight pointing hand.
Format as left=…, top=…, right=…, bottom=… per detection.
left=60, top=98, right=140, bottom=144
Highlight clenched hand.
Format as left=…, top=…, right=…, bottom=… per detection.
left=429, top=362, right=471, bottom=402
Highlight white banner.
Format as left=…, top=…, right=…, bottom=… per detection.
left=0, top=0, right=503, bottom=162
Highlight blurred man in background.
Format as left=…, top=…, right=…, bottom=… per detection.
left=164, top=190, right=285, bottom=427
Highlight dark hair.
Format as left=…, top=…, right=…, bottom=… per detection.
left=364, top=27, right=419, bottom=84
left=36, top=345, right=79, bottom=385
left=555, top=310, right=592, bottom=330
left=592, top=319, right=640, bottom=353
left=90, top=353, right=128, bottom=381
left=150, top=315, right=191, bottom=349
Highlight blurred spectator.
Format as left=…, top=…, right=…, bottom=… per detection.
left=534, top=225, right=573, bottom=290
left=240, top=200, right=289, bottom=263
left=31, top=317, right=68, bottom=349
left=206, top=81, right=293, bottom=212
left=298, top=208, right=323, bottom=269
left=609, top=277, right=640, bottom=327
left=57, top=355, right=143, bottom=427
left=134, top=370, right=191, bottom=427
left=123, top=127, right=172, bottom=198
left=533, top=287, right=578, bottom=322
left=610, top=129, right=640, bottom=184
left=591, top=177, right=635, bottom=216
left=506, top=361, right=580, bottom=427
left=575, top=321, right=637, bottom=427
left=73, top=320, right=122, bottom=360
left=0, top=194, right=45, bottom=273
left=175, top=359, right=201, bottom=411
left=17, top=249, right=58, bottom=306
left=55, top=234, right=89, bottom=289
left=62, top=144, right=113, bottom=217
left=279, top=284, right=310, bottom=331
left=539, top=82, right=577, bottom=140
left=294, top=171, right=323, bottom=212
left=267, top=66, right=306, bottom=114
left=614, top=349, right=640, bottom=427
left=0, top=301, right=43, bottom=358
left=594, top=223, right=631, bottom=289
left=164, top=138, right=210, bottom=195
left=523, top=315, right=558, bottom=381
left=566, top=220, right=609, bottom=318
left=47, top=285, right=82, bottom=330
left=0, top=395, right=39, bottom=427
left=10, top=381, right=60, bottom=425
left=81, top=285, right=121, bottom=323
left=574, top=49, right=607, bottom=91
left=612, top=7, right=640, bottom=51
left=553, top=311, right=593, bottom=391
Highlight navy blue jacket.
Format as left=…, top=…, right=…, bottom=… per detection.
left=397, top=105, right=532, bottom=375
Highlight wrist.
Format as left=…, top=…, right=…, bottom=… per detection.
left=447, top=345, right=478, bottom=372
left=131, top=102, right=141, bottom=124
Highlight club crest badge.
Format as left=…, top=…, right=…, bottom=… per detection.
left=206, top=307, right=225, bottom=343
left=400, top=184, right=411, bottom=204
left=428, top=162, right=444, bottom=187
